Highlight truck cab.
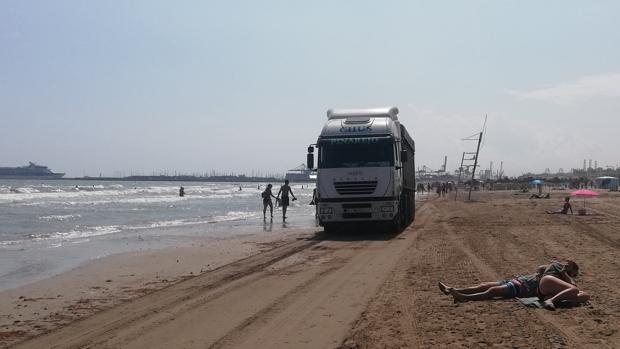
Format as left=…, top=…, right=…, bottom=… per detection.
left=307, top=107, right=415, bottom=232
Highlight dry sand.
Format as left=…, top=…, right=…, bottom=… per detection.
left=2, top=191, right=620, bottom=348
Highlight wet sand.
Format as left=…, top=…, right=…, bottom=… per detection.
left=0, top=230, right=317, bottom=348
left=3, top=191, right=620, bottom=348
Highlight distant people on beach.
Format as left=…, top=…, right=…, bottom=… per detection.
left=546, top=196, right=573, bottom=214
left=179, top=186, right=185, bottom=197
left=438, top=260, right=589, bottom=310
left=277, top=179, right=297, bottom=220
left=261, top=184, right=277, bottom=219
left=416, top=182, right=425, bottom=195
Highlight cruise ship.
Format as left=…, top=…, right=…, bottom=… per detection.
left=0, top=162, right=65, bottom=179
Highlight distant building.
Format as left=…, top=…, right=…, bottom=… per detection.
left=285, top=164, right=315, bottom=182
left=595, top=176, right=619, bottom=191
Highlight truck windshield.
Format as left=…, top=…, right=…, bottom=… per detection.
left=319, top=137, right=394, bottom=168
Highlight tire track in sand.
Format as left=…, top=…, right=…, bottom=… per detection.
left=12, top=237, right=321, bottom=349
left=208, top=228, right=423, bottom=349
left=440, top=202, right=602, bottom=349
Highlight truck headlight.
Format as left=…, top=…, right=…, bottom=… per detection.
left=320, top=207, right=333, bottom=214
left=381, top=206, right=394, bottom=212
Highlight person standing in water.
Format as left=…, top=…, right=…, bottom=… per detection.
left=179, top=186, right=185, bottom=197
left=277, top=179, right=297, bottom=220
left=261, top=184, right=277, bottom=219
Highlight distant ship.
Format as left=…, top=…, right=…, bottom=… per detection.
left=0, top=162, right=65, bottom=179
left=284, top=163, right=315, bottom=182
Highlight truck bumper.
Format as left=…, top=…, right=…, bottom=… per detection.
left=317, top=200, right=399, bottom=223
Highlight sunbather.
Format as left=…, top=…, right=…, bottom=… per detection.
left=438, top=260, right=589, bottom=310
left=546, top=196, right=573, bottom=214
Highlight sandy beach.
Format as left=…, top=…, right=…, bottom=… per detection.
left=3, top=191, right=620, bottom=348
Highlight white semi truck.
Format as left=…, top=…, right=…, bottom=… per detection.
left=306, top=107, right=415, bottom=232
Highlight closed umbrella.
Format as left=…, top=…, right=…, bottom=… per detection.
left=570, top=189, right=599, bottom=212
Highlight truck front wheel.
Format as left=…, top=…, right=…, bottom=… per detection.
left=322, top=223, right=336, bottom=234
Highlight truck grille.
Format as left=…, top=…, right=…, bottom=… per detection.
left=334, top=181, right=377, bottom=195
left=343, top=212, right=372, bottom=219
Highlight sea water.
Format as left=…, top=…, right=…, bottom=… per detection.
left=0, top=180, right=317, bottom=291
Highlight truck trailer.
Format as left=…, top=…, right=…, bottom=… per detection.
left=306, top=107, right=415, bottom=233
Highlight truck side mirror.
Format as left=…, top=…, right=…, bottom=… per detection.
left=307, top=153, right=314, bottom=170
left=401, top=150, right=408, bottom=162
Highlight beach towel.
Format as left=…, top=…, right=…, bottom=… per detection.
left=515, top=297, right=543, bottom=308
left=515, top=297, right=589, bottom=309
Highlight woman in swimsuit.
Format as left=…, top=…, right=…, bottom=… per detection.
left=546, top=196, right=573, bottom=214
left=261, top=184, right=277, bottom=219
left=438, top=260, right=589, bottom=310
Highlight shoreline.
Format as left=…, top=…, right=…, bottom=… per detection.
left=0, top=179, right=319, bottom=292
left=0, top=227, right=319, bottom=347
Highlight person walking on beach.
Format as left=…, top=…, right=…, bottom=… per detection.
left=277, top=180, right=297, bottom=220
left=310, top=187, right=319, bottom=218
left=416, top=182, right=425, bottom=195
left=438, top=260, right=589, bottom=310
left=546, top=196, right=573, bottom=214
left=261, top=184, right=277, bottom=219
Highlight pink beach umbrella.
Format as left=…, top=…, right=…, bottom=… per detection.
left=570, top=189, right=599, bottom=210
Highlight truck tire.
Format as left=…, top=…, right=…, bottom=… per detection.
left=404, top=195, right=411, bottom=225
left=323, top=223, right=335, bottom=234
left=391, top=212, right=402, bottom=234
left=398, top=193, right=408, bottom=228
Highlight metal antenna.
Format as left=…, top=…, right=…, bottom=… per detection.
left=457, top=114, right=487, bottom=201
left=480, top=114, right=488, bottom=148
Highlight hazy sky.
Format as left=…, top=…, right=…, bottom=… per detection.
left=2, top=1, right=620, bottom=177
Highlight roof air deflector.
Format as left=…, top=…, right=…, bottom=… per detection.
left=326, top=107, right=399, bottom=121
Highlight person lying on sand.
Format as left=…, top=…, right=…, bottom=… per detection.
left=438, top=260, right=589, bottom=310
left=546, top=196, right=573, bottom=214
